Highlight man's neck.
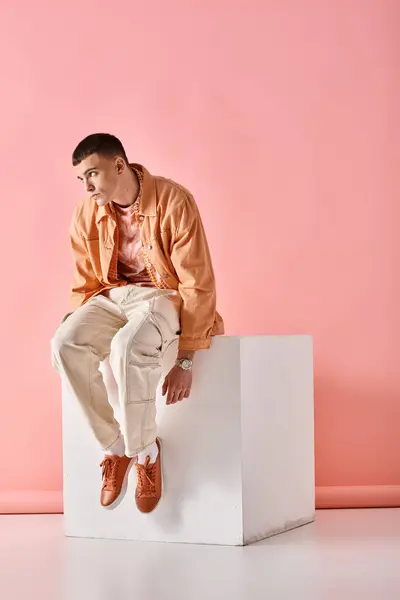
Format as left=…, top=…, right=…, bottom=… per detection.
left=113, top=168, right=140, bottom=208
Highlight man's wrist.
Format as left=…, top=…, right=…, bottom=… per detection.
left=176, top=350, right=195, bottom=371
left=177, top=350, right=195, bottom=360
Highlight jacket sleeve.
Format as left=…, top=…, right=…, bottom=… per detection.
left=69, top=205, right=100, bottom=311
left=170, top=194, right=217, bottom=351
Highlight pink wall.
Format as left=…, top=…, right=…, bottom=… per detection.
left=0, top=0, right=399, bottom=512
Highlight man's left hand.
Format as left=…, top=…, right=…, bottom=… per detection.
left=162, top=365, right=193, bottom=405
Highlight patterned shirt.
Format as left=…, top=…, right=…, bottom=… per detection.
left=111, top=168, right=154, bottom=286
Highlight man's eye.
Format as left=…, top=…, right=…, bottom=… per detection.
left=89, top=171, right=96, bottom=177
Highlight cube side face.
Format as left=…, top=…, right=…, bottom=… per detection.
left=240, top=336, right=315, bottom=544
left=62, top=336, right=244, bottom=545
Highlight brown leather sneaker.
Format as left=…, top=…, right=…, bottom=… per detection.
left=99, top=455, right=133, bottom=509
left=135, top=438, right=162, bottom=513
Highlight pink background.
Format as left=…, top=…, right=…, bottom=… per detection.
left=0, top=0, right=399, bottom=512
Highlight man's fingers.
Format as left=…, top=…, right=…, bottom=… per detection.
left=162, top=377, right=168, bottom=396
left=176, top=389, right=185, bottom=402
left=167, top=389, right=176, bottom=405
left=166, top=384, right=192, bottom=404
left=175, top=388, right=191, bottom=402
left=171, top=390, right=180, bottom=404
left=168, top=389, right=182, bottom=405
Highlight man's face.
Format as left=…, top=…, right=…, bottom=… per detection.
left=75, top=153, right=120, bottom=207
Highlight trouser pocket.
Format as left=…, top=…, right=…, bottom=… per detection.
left=127, top=358, right=162, bottom=403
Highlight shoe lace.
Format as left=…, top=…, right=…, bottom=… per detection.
left=100, top=456, right=119, bottom=491
left=136, top=457, right=157, bottom=498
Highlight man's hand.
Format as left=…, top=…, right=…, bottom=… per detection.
left=162, top=365, right=193, bottom=405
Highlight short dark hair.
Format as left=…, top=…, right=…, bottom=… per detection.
left=72, top=133, right=129, bottom=166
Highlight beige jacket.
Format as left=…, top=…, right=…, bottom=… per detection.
left=69, top=164, right=224, bottom=350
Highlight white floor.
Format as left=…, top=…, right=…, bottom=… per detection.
left=0, top=509, right=399, bottom=599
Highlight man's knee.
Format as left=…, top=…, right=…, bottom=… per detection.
left=51, top=325, right=65, bottom=370
left=51, top=320, right=77, bottom=358
left=110, top=320, right=162, bottom=362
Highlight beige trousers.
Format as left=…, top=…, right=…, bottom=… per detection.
left=51, top=285, right=181, bottom=457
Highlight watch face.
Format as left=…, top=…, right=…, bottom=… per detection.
left=181, top=359, right=192, bottom=370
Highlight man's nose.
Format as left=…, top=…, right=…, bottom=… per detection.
left=85, top=180, right=95, bottom=193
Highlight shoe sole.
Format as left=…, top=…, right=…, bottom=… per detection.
left=153, top=437, right=163, bottom=513
left=103, top=458, right=134, bottom=511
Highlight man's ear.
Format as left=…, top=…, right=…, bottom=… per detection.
left=115, top=157, right=125, bottom=175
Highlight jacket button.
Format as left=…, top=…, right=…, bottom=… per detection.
left=139, top=215, right=144, bottom=221
left=146, top=244, right=152, bottom=250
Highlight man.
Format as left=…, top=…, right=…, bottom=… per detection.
left=51, top=133, right=224, bottom=513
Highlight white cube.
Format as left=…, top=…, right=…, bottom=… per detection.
left=62, top=335, right=315, bottom=546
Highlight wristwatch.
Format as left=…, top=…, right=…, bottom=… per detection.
left=176, top=358, right=193, bottom=371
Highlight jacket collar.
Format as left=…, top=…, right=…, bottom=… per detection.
left=131, top=164, right=157, bottom=217
left=95, top=163, right=156, bottom=223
